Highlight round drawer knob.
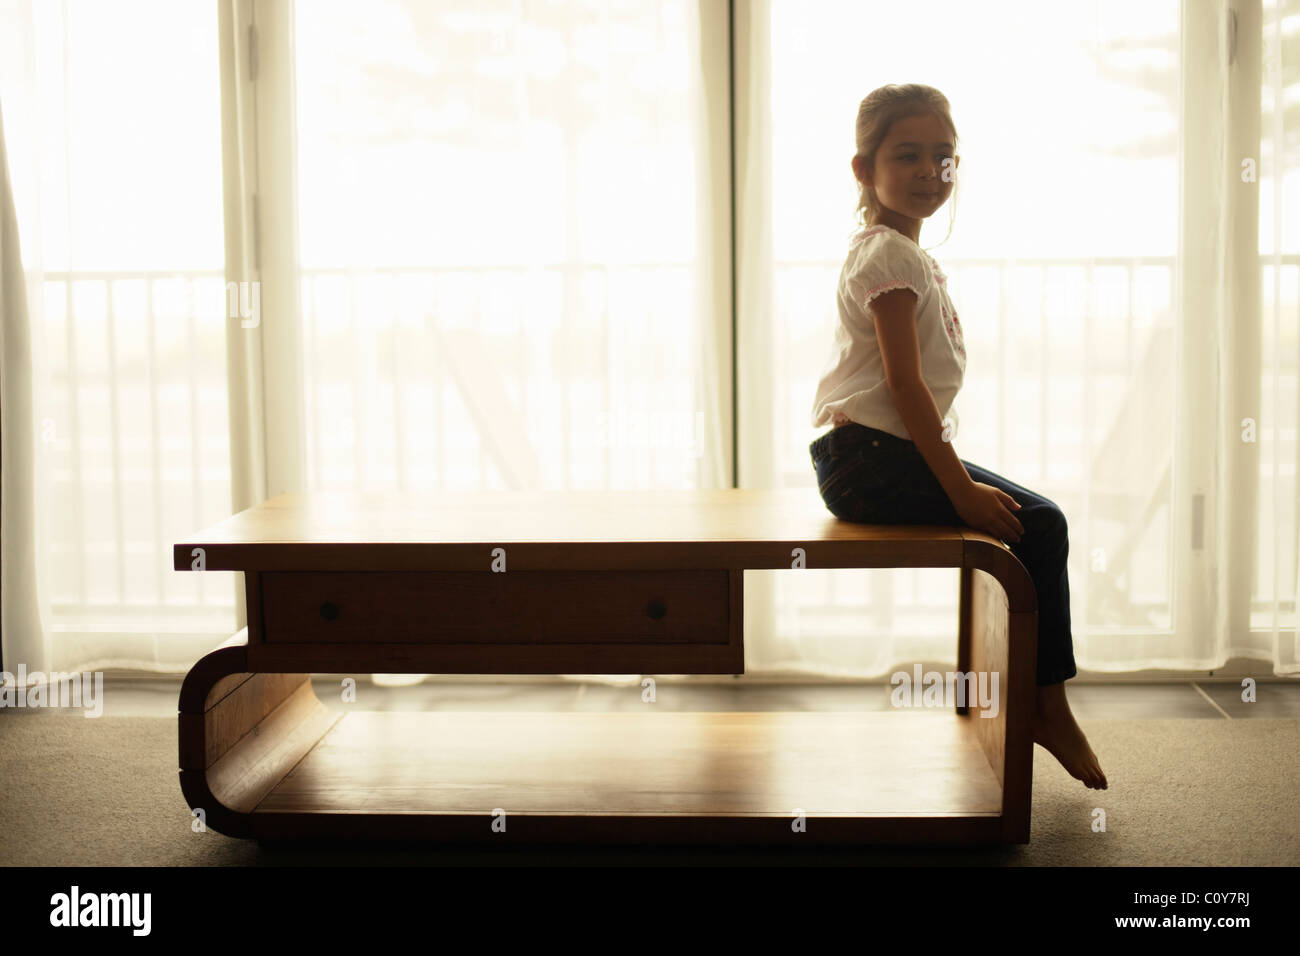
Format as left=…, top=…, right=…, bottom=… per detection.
left=319, top=601, right=340, bottom=622
left=646, top=599, right=667, bottom=620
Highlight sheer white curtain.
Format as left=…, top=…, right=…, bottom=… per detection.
left=741, top=0, right=1299, bottom=678
left=0, top=14, right=53, bottom=678
left=1, top=0, right=234, bottom=679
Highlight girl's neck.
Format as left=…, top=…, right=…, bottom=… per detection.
left=865, top=215, right=921, bottom=246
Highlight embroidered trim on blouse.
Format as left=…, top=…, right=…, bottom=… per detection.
left=862, top=280, right=920, bottom=305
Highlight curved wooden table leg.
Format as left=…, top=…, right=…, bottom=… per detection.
left=177, top=634, right=340, bottom=838
left=958, top=534, right=1038, bottom=844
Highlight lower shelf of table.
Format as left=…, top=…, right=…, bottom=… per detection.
left=240, top=710, right=1013, bottom=843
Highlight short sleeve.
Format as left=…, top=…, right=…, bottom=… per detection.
left=844, top=232, right=930, bottom=313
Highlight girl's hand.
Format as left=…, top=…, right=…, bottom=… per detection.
left=953, top=482, right=1024, bottom=543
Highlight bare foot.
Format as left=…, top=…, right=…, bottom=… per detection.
left=1033, top=683, right=1108, bottom=789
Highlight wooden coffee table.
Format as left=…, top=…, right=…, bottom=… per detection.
left=175, top=488, right=1036, bottom=844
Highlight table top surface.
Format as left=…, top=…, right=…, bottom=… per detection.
left=173, top=489, right=991, bottom=572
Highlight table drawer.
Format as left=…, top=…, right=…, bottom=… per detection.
left=259, top=570, right=730, bottom=644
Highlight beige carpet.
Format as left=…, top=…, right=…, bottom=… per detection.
left=1, top=714, right=1296, bottom=865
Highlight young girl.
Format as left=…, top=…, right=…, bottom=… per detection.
left=809, top=84, right=1107, bottom=790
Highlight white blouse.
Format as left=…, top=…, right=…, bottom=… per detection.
left=810, top=223, right=967, bottom=441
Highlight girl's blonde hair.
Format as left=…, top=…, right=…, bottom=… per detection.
left=851, top=83, right=959, bottom=251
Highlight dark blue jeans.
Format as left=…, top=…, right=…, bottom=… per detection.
left=809, top=423, right=1077, bottom=686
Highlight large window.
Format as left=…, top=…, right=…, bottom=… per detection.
left=4, top=0, right=1294, bottom=677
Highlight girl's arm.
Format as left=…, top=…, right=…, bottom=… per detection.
left=870, top=288, right=975, bottom=505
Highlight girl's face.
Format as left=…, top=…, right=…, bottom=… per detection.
left=856, top=112, right=958, bottom=237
